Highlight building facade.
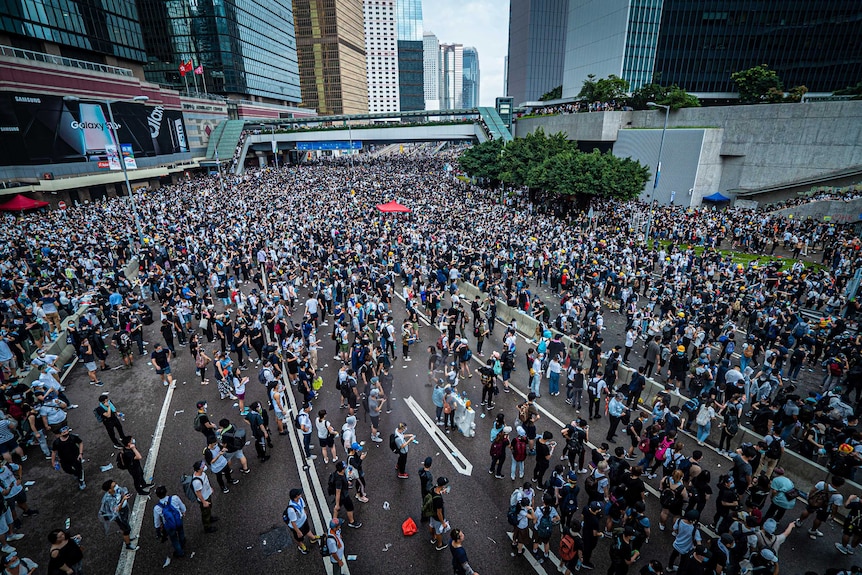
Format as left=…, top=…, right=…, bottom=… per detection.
left=136, top=0, right=302, bottom=104
left=396, top=0, right=424, bottom=112
left=563, top=0, right=862, bottom=98
left=293, top=0, right=367, bottom=115
left=462, top=47, right=480, bottom=108
left=423, top=31, right=440, bottom=110
left=364, top=0, right=399, bottom=114
left=440, top=43, right=463, bottom=110
left=506, top=0, right=568, bottom=104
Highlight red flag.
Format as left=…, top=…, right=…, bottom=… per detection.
left=194, top=65, right=204, bottom=75
left=178, top=61, right=190, bottom=76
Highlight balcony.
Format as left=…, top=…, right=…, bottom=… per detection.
left=0, top=45, right=134, bottom=78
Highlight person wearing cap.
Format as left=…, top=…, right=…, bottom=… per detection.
left=51, top=426, right=85, bottom=491
left=582, top=500, right=604, bottom=569
left=608, top=525, right=640, bottom=575
left=667, top=345, right=689, bottom=391
left=756, top=518, right=795, bottom=557
left=1, top=548, right=37, bottom=574
left=346, top=443, right=368, bottom=503
left=428, top=476, right=451, bottom=551
left=489, top=426, right=511, bottom=479
left=394, top=422, right=415, bottom=479
left=284, top=488, right=319, bottom=555
left=326, top=518, right=346, bottom=574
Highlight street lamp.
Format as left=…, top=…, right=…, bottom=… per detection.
left=644, top=101, right=671, bottom=242
left=64, top=94, right=148, bottom=247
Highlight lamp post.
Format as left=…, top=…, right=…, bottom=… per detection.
left=271, top=125, right=278, bottom=170
left=644, top=101, right=670, bottom=242
left=64, top=95, right=148, bottom=247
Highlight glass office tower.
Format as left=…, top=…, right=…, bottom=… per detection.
left=396, top=0, right=424, bottom=112
left=136, top=0, right=301, bottom=103
left=440, top=43, right=463, bottom=110
left=506, top=0, right=568, bottom=104
left=462, top=47, right=480, bottom=108
left=0, top=0, right=146, bottom=62
left=423, top=31, right=440, bottom=110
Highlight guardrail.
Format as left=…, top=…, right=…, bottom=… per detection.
left=0, top=45, right=134, bottom=77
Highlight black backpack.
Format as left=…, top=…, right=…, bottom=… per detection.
left=389, top=433, right=399, bottom=453
left=765, top=437, right=783, bottom=460
left=327, top=471, right=337, bottom=497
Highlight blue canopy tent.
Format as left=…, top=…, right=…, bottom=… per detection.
left=702, top=192, right=731, bottom=203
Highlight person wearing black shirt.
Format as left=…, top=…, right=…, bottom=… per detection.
left=150, top=343, right=173, bottom=387
left=608, top=526, right=639, bottom=575
left=532, top=432, right=553, bottom=486
left=450, top=528, right=479, bottom=575
left=332, top=462, right=361, bottom=529
left=51, top=427, right=85, bottom=490
left=118, top=435, right=150, bottom=495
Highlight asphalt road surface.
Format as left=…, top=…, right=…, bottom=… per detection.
left=14, top=280, right=856, bottom=575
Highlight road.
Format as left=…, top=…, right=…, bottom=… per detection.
left=13, top=279, right=854, bottom=575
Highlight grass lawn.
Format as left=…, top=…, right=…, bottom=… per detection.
left=649, top=240, right=826, bottom=273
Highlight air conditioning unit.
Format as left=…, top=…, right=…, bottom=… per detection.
left=41, top=172, right=54, bottom=180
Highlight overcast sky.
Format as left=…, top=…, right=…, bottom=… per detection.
left=423, top=0, right=508, bottom=106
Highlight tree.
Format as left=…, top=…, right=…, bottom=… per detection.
left=834, top=81, right=862, bottom=100
left=500, top=128, right=577, bottom=188
left=538, top=149, right=650, bottom=207
left=785, top=85, right=808, bottom=103
left=458, top=139, right=504, bottom=185
left=630, top=83, right=700, bottom=110
left=731, top=64, right=783, bottom=104
left=578, top=74, right=630, bottom=103
left=539, top=85, right=562, bottom=101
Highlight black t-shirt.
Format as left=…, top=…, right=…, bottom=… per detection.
left=78, top=344, right=94, bottom=362
left=535, top=441, right=551, bottom=465
left=334, top=473, right=350, bottom=500
left=624, top=477, right=646, bottom=504
left=610, top=537, right=633, bottom=565
left=151, top=348, right=170, bottom=368
left=52, top=435, right=82, bottom=463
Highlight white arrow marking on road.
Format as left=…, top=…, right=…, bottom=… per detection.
left=404, top=396, right=472, bottom=476
left=506, top=532, right=549, bottom=575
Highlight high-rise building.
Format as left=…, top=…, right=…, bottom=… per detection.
left=136, top=0, right=302, bottom=104
left=440, top=43, right=463, bottom=110
left=506, top=0, right=568, bottom=104
left=364, top=0, right=399, bottom=114
left=396, top=0, right=424, bottom=112
left=423, top=32, right=441, bottom=110
left=462, top=47, right=480, bottom=108
left=563, top=0, right=862, bottom=98
left=1, top=0, right=147, bottom=64
left=293, top=0, right=367, bottom=115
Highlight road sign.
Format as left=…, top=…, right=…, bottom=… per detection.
left=58, top=201, right=67, bottom=210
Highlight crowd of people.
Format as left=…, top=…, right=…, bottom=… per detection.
left=0, top=148, right=861, bottom=575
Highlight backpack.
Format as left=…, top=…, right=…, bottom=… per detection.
left=660, top=485, right=680, bottom=508
left=507, top=503, right=520, bottom=527
left=181, top=474, right=202, bottom=501
left=193, top=413, right=204, bottom=432
left=224, top=428, right=246, bottom=450
left=807, top=487, right=829, bottom=509
left=559, top=534, right=577, bottom=562
left=512, top=437, right=527, bottom=461
left=536, top=508, right=554, bottom=539
left=463, top=349, right=472, bottom=362
left=327, top=471, right=337, bottom=497
left=295, top=414, right=304, bottom=430
left=436, top=334, right=444, bottom=350
left=655, top=437, right=673, bottom=461
left=93, top=407, right=105, bottom=424
left=696, top=405, right=711, bottom=426
left=765, top=437, right=783, bottom=460
left=490, top=439, right=505, bottom=458
left=422, top=492, right=435, bottom=518
left=160, top=500, right=181, bottom=531
left=116, top=450, right=128, bottom=470
left=319, top=534, right=336, bottom=558
left=389, top=433, right=399, bottom=453
left=743, top=344, right=754, bottom=358
left=282, top=502, right=301, bottom=525
left=584, top=473, right=600, bottom=497
left=683, top=397, right=700, bottom=414
left=723, top=407, right=740, bottom=435
left=257, top=370, right=267, bottom=385
left=119, top=332, right=131, bottom=349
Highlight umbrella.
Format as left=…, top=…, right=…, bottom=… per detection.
left=0, top=194, right=49, bottom=211
left=376, top=201, right=411, bottom=213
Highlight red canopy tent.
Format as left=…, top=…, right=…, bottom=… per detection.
left=0, top=194, right=49, bottom=212
left=375, top=200, right=411, bottom=213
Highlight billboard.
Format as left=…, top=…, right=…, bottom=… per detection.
left=0, top=92, right=188, bottom=167
left=295, top=141, right=362, bottom=151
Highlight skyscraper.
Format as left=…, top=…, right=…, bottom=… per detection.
left=293, top=0, right=367, bottom=115
left=136, top=0, right=302, bottom=103
left=562, top=0, right=862, bottom=97
left=440, top=43, right=463, bottom=110
left=396, top=0, right=425, bottom=112
left=364, top=0, right=399, bottom=114
left=462, top=47, right=480, bottom=108
left=506, top=0, right=568, bottom=104
left=423, top=32, right=441, bottom=110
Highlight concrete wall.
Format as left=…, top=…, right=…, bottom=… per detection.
left=515, top=101, right=862, bottom=206
left=457, top=279, right=859, bottom=507
left=771, top=197, right=862, bottom=224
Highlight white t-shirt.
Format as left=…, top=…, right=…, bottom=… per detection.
left=305, top=298, right=319, bottom=314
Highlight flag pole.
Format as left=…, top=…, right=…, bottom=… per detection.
left=189, top=59, right=199, bottom=94
left=201, top=69, right=208, bottom=95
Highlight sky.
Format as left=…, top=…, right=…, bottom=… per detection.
left=422, top=0, right=508, bottom=106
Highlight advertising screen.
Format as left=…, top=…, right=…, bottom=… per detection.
left=0, top=92, right=188, bottom=166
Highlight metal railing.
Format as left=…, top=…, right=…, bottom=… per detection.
left=0, top=45, right=134, bottom=77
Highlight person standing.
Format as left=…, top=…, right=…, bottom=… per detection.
left=418, top=457, right=434, bottom=522
left=489, top=426, right=511, bottom=479
left=150, top=343, right=173, bottom=387
left=606, top=393, right=628, bottom=441
left=346, top=443, right=368, bottom=503
left=202, top=437, right=236, bottom=494
left=117, top=436, right=151, bottom=495
left=244, top=402, right=271, bottom=462
left=191, top=461, right=217, bottom=533
left=153, top=485, right=187, bottom=562
left=450, top=528, right=480, bottom=575
left=98, top=480, right=139, bottom=551
left=315, top=410, right=338, bottom=464
left=94, top=394, right=126, bottom=449
left=51, top=426, right=85, bottom=490
left=428, top=476, right=451, bottom=551
left=284, top=488, right=319, bottom=555
left=532, top=431, right=554, bottom=486
left=194, top=401, right=217, bottom=443
left=331, top=462, right=362, bottom=528
left=46, top=529, right=84, bottom=575
left=394, top=422, right=415, bottom=479
left=297, top=403, right=316, bottom=462
left=326, top=518, right=346, bottom=575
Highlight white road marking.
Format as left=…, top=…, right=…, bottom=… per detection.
left=114, top=383, right=176, bottom=575
left=506, top=532, right=549, bottom=575
left=404, top=396, right=472, bottom=476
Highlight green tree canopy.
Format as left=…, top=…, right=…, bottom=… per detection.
left=539, top=85, right=563, bottom=101
left=538, top=149, right=649, bottom=202
left=834, top=81, right=862, bottom=100
left=458, top=138, right=504, bottom=184
left=731, top=64, right=783, bottom=104
left=578, top=74, right=630, bottom=103
left=630, top=83, right=700, bottom=110
left=499, top=128, right=577, bottom=188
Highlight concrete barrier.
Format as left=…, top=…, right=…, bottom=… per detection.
left=457, top=280, right=858, bottom=505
